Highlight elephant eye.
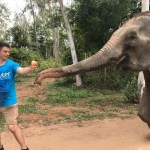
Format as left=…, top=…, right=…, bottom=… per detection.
left=129, top=34, right=136, bottom=40
left=125, top=33, right=138, bottom=46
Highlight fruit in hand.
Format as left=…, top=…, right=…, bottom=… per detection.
left=31, top=61, right=38, bottom=66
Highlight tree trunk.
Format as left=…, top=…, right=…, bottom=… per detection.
left=58, top=0, right=82, bottom=86
left=53, top=28, right=60, bottom=64
left=29, top=0, right=38, bottom=50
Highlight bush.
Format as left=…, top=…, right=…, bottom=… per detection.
left=9, top=48, right=60, bottom=72
left=62, top=65, right=136, bottom=90
left=123, top=76, right=138, bottom=103
left=39, top=59, right=62, bottom=71
left=10, top=48, right=41, bottom=66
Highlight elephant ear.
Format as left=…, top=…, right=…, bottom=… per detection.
left=124, top=29, right=138, bottom=47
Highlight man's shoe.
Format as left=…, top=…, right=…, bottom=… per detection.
left=21, top=146, right=29, bottom=150
left=0, top=145, right=4, bottom=150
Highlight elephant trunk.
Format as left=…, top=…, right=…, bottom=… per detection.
left=35, top=39, right=122, bottom=85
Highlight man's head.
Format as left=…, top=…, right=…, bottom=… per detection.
left=0, top=42, right=10, bottom=61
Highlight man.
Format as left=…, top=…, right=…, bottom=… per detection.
left=0, top=42, right=38, bottom=150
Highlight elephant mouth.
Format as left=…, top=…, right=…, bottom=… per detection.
left=117, top=55, right=126, bottom=64
left=116, top=54, right=141, bottom=71
left=116, top=54, right=130, bottom=71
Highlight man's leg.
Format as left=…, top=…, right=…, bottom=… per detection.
left=7, top=124, right=27, bottom=149
left=0, top=112, right=3, bottom=149
left=0, top=131, right=3, bottom=149
left=4, top=105, right=28, bottom=150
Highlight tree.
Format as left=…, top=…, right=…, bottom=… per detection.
left=8, top=13, right=31, bottom=48
left=25, top=0, right=61, bottom=59
left=58, top=0, right=82, bottom=86
left=0, top=2, right=10, bottom=41
left=25, top=0, right=39, bottom=50
left=71, top=0, right=138, bottom=56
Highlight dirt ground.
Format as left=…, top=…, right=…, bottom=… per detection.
left=1, top=77, right=150, bottom=150
left=2, top=117, right=150, bottom=150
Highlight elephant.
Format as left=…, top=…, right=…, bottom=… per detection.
left=35, top=11, right=150, bottom=127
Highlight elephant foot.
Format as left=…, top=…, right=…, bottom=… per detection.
left=138, top=111, right=150, bottom=128
left=138, top=111, right=146, bottom=122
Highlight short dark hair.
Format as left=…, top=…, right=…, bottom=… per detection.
left=0, top=42, right=10, bottom=50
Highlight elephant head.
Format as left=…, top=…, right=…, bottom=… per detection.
left=35, top=11, right=150, bottom=126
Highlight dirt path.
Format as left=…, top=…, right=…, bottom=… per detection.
left=16, top=77, right=54, bottom=103
left=2, top=117, right=150, bottom=150
left=1, top=77, right=150, bottom=150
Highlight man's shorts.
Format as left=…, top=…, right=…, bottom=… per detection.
left=0, top=104, right=18, bottom=125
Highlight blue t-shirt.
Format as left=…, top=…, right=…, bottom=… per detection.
left=0, top=59, right=20, bottom=107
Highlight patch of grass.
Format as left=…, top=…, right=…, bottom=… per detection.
left=71, top=110, right=106, bottom=121
left=46, top=82, right=124, bottom=108
left=0, top=115, right=6, bottom=131
left=56, top=109, right=120, bottom=122
left=19, top=104, right=38, bottom=114
left=16, top=77, right=138, bottom=125
left=87, top=96, right=124, bottom=108
left=38, top=111, right=48, bottom=115
left=43, top=80, right=138, bottom=122
left=45, top=84, right=95, bottom=105
left=27, top=97, right=39, bottom=103
left=19, top=104, right=48, bottom=115
left=126, top=105, right=138, bottom=115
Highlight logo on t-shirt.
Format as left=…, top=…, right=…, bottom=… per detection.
left=0, top=72, right=11, bottom=92
left=0, top=72, right=10, bottom=80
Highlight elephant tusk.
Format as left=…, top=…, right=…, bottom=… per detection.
left=117, top=55, right=126, bottom=64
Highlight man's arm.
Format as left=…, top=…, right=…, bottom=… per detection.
left=17, top=67, right=34, bottom=75
left=17, top=61, right=38, bottom=75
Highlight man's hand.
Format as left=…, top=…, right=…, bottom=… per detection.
left=30, top=61, right=38, bottom=70
left=17, top=61, right=38, bottom=75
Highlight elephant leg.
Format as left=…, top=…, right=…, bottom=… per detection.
left=138, top=111, right=150, bottom=128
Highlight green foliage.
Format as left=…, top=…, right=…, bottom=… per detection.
left=45, top=79, right=125, bottom=107
left=39, top=58, right=61, bottom=71
left=61, top=48, right=72, bottom=65
left=19, top=103, right=47, bottom=115
left=61, top=0, right=139, bottom=65
left=9, top=25, right=31, bottom=48
left=61, top=65, right=136, bottom=90
left=9, top=48, right=41, bottom=66
left=123, top=76, right=138, bottom=103
left=70, top=0, right=137, bottom=57
left=9, top=48, right=58, bottom=71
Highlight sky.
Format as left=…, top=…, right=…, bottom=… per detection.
left=2, top=0, right=26, bottom=14
left=1, top=0, right=26, bottom=27
left=2, top=0, right=72, bottom=27
left=2, top=0, right=72, bottom=14
left=2, top=0, right=72, bottom=16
